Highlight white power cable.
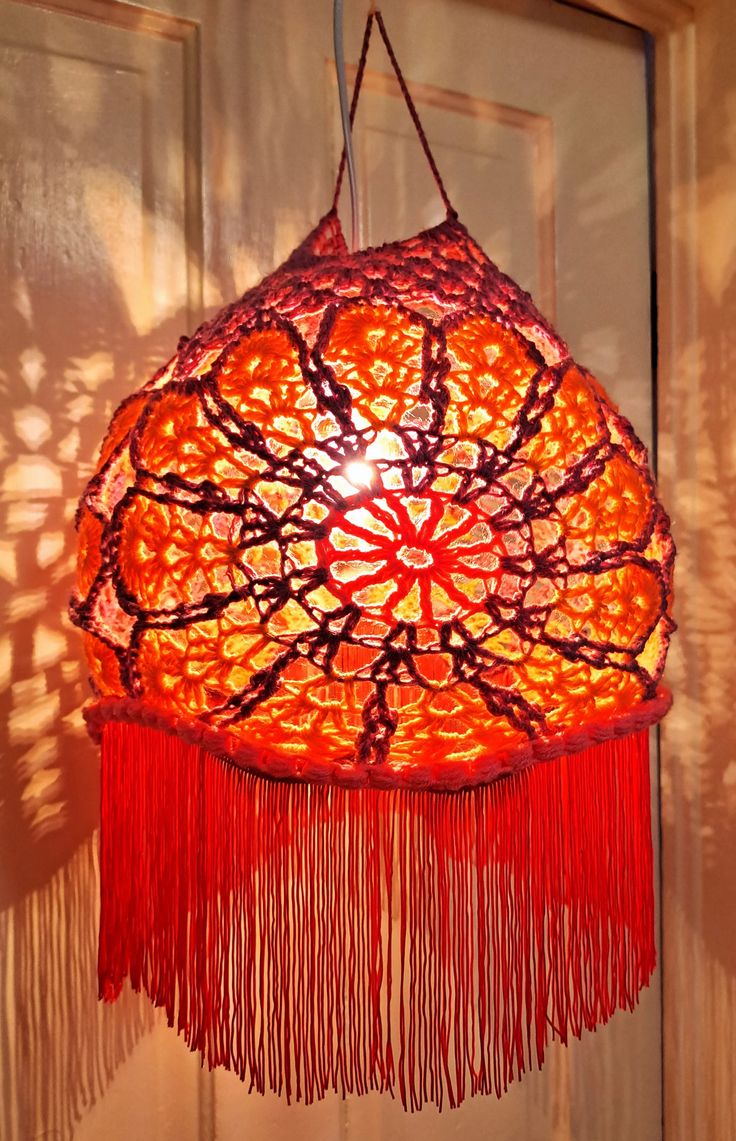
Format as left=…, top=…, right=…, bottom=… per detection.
left=333, top=0, right=361, bottom=250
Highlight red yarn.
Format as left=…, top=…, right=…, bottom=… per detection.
left=69, top=9, right=674, bottom=785
left=99, top=720, right=656, bottom=1109
left=73, top=8, right=673, bottom=1108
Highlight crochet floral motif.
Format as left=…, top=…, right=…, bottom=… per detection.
left=70, top=209, right=675, bottom=782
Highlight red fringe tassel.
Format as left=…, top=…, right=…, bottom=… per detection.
left=98, top=723, right=655, bottom=1110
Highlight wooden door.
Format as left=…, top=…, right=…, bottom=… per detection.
left=0, top=0, right=655, bottom=1138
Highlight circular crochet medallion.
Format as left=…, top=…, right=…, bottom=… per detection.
left=71, top=208, right=675, bottom=789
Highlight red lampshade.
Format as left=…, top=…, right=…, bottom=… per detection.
left=70, top=10, right=674, bottom=1110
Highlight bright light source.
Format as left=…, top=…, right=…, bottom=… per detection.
left=345, top=460, right=374, bottom=489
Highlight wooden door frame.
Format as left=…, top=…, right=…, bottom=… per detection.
left=6, top=0, right=704, bottom=1134
left=562, top=2, right=701, bottom=1139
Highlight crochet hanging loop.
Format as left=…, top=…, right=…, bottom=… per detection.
left=333, top=0, right=361, bottom=250
left=331, top=5, right=457, bottom=242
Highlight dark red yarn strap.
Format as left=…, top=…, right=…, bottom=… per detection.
left=332, top=9, right=456, bottom=219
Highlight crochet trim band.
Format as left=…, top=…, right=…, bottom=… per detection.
left=85, top=688, right=671, bottom=792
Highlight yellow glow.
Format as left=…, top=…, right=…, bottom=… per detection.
left=344, top=460, right=375, bottom=489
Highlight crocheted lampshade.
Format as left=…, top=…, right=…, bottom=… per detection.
left=71, top=12, right=674, bottom=1110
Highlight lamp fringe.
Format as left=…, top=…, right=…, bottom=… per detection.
left=98, top=722, right=655, bottom=1110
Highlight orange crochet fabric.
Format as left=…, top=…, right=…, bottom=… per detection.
left=70, top=9, right=675, bottom=1109
left=71, top=204, right=674, bottom=788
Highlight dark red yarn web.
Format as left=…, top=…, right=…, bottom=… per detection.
left=70, top=9, right=674, bottom=785
left=71, top=8, right=674, bottom=1111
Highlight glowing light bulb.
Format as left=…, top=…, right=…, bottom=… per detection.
left=345, top=461, right=375, bottom=489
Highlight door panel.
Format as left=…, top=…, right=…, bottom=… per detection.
left=0, top=4, right=203, bottom=1139
left=0, top=1, right=656, bottom=1138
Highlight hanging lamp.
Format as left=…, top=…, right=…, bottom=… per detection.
left=70, top=9, right=675, bottom=1111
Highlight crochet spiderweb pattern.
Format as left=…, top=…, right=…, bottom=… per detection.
left=70, top=9, right=674, bottom=1111
left=73, top=212, right=674, bottom=785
